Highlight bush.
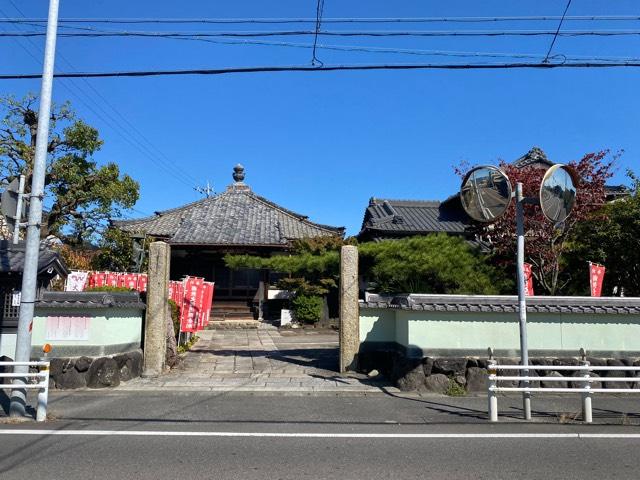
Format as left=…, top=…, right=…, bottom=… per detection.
left=291, top=294, right=323, bottom=324
left=85, top=286, right=134, bottom=293
left=359, top=234, right=512, bottom=295
left=168, top=299, right=180, bottom=338
left=445, top=378, right=467, bottom=397
left=178, top=334, right=199, bottom=354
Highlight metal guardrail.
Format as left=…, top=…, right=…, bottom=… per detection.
left=0, top=361, right=50, bottom=422
left=487, top=360, right=640, bottom=423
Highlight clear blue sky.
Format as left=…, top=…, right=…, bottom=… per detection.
left=1, top=1, right=639, bottom=236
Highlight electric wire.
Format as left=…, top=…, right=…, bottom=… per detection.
left=119, top=34, right=640, bottom=63
left=4, top=29, right=640, bottom=39
left=2, top=2, right=199, bottom=190
left=2, top=15, right=640, bottom=24
left=543, top=0, right=573, bottom=62
left=2, top=62, right=640, bottom=81
left=311, top=0, right=325, bottom=66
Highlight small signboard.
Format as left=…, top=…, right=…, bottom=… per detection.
left=280, top=309, right=293, bottom=326
left=65, top=271, right=89, bottom=292
left=46, top=316, right=90, bottom=341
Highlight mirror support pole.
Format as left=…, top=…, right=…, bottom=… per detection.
left=515, top=182, right=532, bottom=420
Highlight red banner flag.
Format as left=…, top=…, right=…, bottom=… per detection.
left=523, top=263, right=534, bottom=296
left=138, top=274, right=148, bottom=292
left=201, top=282, right=215, bottom=327
left=180, top=277, right=204, bottom=333
left=94, top=272, right=107, bottom=288
left=590, top=262, right=606, bottom=297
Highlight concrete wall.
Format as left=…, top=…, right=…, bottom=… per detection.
left=29, top=307, right=144, bottom=357
left=361, top=304, right=640, bottom=358
left=0, top=333, right=16, bottom=358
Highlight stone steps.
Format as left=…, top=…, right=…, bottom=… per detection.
left=207, top=320, right=260, bottom=330
left=211, top=300, right=255, bottom=322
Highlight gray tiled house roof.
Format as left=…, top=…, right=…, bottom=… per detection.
left=0, top=240, right=68, bottom=277
left=116, top=166, right=344, bottom=246
left=358, top=197, right=470, bottom=242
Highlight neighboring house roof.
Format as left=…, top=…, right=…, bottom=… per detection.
left=115, top=165, right=344, bottom=247
left=511, top=146, right=554, bottom=169
left=358, top=197, right=470, bottom=241
left=0, top=240, right=68, bottom=278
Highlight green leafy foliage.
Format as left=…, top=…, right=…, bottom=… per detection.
left=85, top=286, right=134, bottom=293
left=178, top=335, right=199, bottom=354
left=359, top=234, right=512, bottom=295
left=0, top=94, right=139, bottom=244
left=225, top=236, right=346, bottom=296
left=92, top=227, right=151, bottom=272
left=565, top=170, right=640, bottom=296
left=168, top=299, right=180, bottom=339
left=445, top=378, right=467, bottom=397
left=290, top=294, right=324, bottom=324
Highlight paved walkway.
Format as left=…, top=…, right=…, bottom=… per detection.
left=119, top=329, right=396, bottom=394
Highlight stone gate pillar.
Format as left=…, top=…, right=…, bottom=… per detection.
left=339, top=245, right=359, bottom=373
left=143, top=241, right=170, bottom=377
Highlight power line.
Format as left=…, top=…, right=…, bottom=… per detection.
left=2, top=15, right=640, bottom=24
left=2, top=1, right=199, bottom=189
left=4, top=29, right=640, bottom=38
left=544, top=0, right=573, bottom=63
left=2, top=62, right=640, bottom=81
left=121, top=34, right=640, bottom=63
left=311, top=0, right=325, bottom=66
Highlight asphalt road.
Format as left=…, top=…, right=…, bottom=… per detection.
left=1, top=391, right=640, bottom=479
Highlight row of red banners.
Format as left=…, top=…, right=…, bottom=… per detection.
left=66, top=271, right=215, bottom=333
left=523, top=262, right=606, bottom=297
left=65, top=271, right=149, bottom=292
left=168, top=278, right=215, bottom=333
left=88, top=272, right=149, bottom=292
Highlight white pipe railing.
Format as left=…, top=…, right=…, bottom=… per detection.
left=0, top=361, right=50, bottom=422
left=487, top=360, right=640, bottom=423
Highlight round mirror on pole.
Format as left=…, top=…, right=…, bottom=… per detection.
left=460, top=166, right=513, bottom=222
left=539, top=164, right=578, bottom=223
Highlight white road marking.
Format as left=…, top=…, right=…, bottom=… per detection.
left=0, top=430, right=640, bottom=439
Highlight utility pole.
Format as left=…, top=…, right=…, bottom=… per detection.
left=515, top=182, right=531, bottom=421
left=10, top=0, right=60, bottom=418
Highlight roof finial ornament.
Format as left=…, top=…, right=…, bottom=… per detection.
left=233, top=164, right=245, bottom=183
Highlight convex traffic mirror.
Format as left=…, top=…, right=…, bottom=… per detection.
left=460, top=166, right=513, bottom=222
left=539, top=164, right=578, bottom=223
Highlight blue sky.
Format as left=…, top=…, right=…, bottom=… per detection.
left=1, top=1, right=639, bottom=236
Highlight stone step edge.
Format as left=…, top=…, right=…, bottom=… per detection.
left=207, top=320, right=260, bottom=330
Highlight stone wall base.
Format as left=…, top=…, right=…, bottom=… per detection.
left=42, top=350, right=143, bottom=389
left=358, top=348, right=640, bottom=394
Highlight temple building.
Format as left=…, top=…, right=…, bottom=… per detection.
left=116, top=165, right=344, bottom=318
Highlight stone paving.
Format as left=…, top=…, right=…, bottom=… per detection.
left=119, top=328, right=396, bottom=394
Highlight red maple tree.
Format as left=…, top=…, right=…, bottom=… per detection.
left=459, top=151, right=616, bottom=295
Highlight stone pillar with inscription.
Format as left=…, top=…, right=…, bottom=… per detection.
left=143, top=241, right=170, bottom=377
left=339, top=245, right=359, bottom=373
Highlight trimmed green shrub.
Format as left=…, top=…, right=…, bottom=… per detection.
left=85, top=286, right=134, bottom=293
left=291, top=294, right=323, bottom=324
